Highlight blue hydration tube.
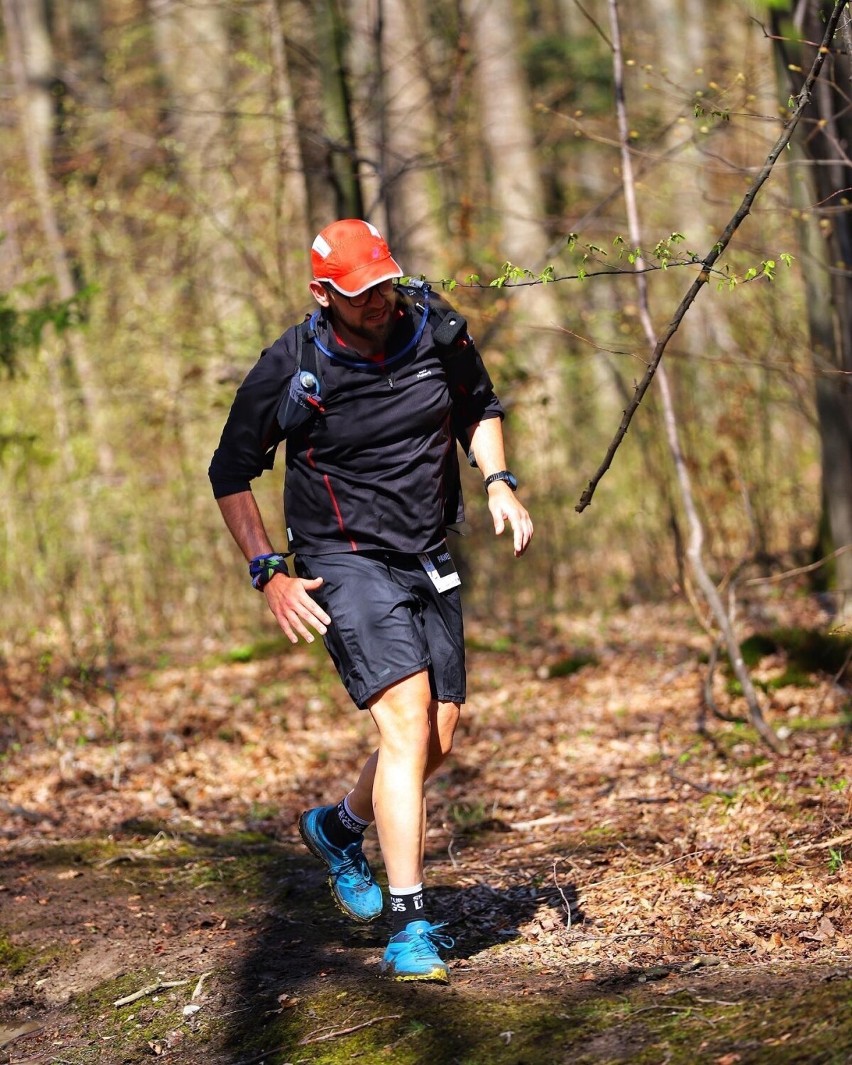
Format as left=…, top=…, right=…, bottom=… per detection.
left=308, top=285, right=430, bottom=371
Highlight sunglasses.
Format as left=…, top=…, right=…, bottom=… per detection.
left=325, top=278, right=395, bottom=308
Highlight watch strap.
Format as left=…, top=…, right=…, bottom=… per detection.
left=484, top=470, right=517, bottom=492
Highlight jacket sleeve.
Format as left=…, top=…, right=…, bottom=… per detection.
left=207, top=328, right=298, bottom=499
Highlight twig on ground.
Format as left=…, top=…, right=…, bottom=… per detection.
left=551, top=858, right=573, bottom=926
left=833, top=646, right=852, bottom=686
left=97, top=851, right=146, bottom=867
left=667, top=768, right=736, bottom=799
left=658, top=722, right=737, bottom=798
left=113, top=979, right=189, bottom=1008
left=576, top=849, right=711, bottom=894
left=510, top=813, right=574, bottom=831
left=734, top=830, right=852, bottom=867
left=233, top=1047, right=291, bottom=1065
left=298, top=1014, right=403, bottom=1046
left=627, top=1004, right=713, bottom=1022
left=447, top=836, right=459, bottom=870
left=0, top=1020, right=45, bottom=1051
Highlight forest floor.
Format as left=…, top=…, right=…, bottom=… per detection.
left=0, top=594, right=850, bottom=1065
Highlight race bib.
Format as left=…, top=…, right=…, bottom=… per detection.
left=417, top=542, right=461, bottom=593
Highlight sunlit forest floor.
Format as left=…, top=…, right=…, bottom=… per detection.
left=1, top=595, right=850, bottom=1064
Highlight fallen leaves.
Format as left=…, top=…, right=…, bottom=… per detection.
left=0, top=598, right=849, bottom=1008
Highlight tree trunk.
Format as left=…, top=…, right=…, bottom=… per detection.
left=148, top=0, right=243, bottom=331
left=315, top=0, right=364, bottom=220
left=284, top=0, right=363, bottom=229
left=266, top=0, right=310, bottom=263
left=772, top=1, right=852, bottom=621
left=284, top=0, right=340, bottom=232
left=373, top=0, right=444, bottom=274
left=1, top=0, right=115, bottom=479
left=461, top=0, right=570, bottom=458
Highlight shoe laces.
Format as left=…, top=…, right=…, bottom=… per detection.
left=333, top=841, right=374, bottom=886
left=403, top=921, right=455, bottom=955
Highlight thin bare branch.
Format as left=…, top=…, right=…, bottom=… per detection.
left=743, top=543, right=852, bottom=585
left=602, top=0, right=786, bottom=751
left=699, top=641, right=746, bottom=726
left=576, top=0, right=850, bottom=515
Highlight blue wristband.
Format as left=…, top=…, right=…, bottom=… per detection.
left=248, top=553, right=289, bottom=590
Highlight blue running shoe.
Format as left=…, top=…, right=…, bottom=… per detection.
left=298, top=806, right=383, bottom=922
left=380, top=920, right=454, bottom=983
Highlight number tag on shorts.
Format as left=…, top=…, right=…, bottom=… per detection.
left=418, top=542, right=461, bottom=593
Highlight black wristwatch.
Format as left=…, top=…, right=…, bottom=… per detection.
left=484, top=470, right=518, bottom=493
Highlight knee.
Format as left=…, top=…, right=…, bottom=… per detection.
left=371, top=689, right=432, bottom=759
left=395, top=702, right=432, bottom=752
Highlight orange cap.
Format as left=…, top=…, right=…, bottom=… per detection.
left=311, top=219, right=403, bottom=298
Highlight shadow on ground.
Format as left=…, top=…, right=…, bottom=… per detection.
left=2, top=818, right=851, bottom=1063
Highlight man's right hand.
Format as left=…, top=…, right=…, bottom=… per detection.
left=263, top=574, right=331, bottom=644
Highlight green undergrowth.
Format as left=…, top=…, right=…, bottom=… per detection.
left=0, top=931, right=36, bottom=976
left=547, top=651, right=600, bottom=677
left=227, top=988, right=573, bottom=1064
left=210, top=633, right=332, bottom=666
left=465, top=634, right=514, bottom=653
left=740, top=627, right=852, bottom=673
left=4, top=829, right=286, bottom=882
left=728, top=627, right=852, bottom=696
left=214, top=634, right=294, bottom=664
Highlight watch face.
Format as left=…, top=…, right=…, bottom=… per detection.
left=505, top=473, right=518, bottom=490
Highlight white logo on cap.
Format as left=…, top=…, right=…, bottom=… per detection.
left=312, top=234, right=333, bottom=258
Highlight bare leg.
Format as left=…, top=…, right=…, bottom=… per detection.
left=366, top=671, right=432, bottom=887
left=420, top=699, right=461, bottom=863
left=427, top=700, right=461, bottom=774
left=347, top=750, right=378, bottom=822
left=347, top=696, right=461, bottom=836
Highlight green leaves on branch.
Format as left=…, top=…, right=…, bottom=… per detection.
left=448, top=231, right=698, bottom=289
left=0, top=279, right=94, bottom=376
left=693, top=101, right=731, bottom=125
left=435, top=235, right=793, bottom=293
left=488, top=262, right=555, bottom=288
left=717, top=253, right=794, bottom=291
left=613, top=231, right=691, bottom=269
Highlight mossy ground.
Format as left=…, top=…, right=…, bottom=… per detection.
left=3, top=820, right=850, bottom=1063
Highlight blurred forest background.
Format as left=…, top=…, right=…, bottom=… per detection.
left=1, top=0, right=851, bottom=662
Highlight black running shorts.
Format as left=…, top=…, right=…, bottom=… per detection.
left=293, top=550, right=466, bottom=710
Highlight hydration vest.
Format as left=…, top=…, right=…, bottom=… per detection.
left=274, top=279, right=473, bottom=456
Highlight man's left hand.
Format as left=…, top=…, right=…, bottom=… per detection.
left=487, top=486, right=533, bottom=557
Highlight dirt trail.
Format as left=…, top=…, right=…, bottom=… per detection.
left=1, top=600, right=850, bottom=1063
